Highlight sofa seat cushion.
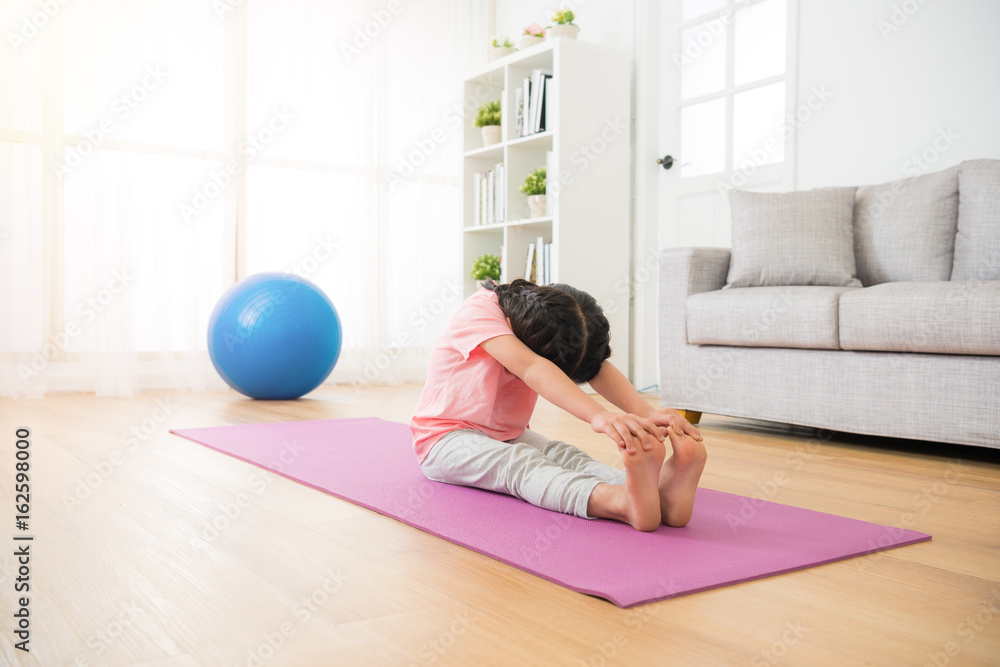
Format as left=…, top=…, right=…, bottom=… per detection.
left=839, top=281, right=1000, bottom=355
left=686, top=286, right=858, bottom=349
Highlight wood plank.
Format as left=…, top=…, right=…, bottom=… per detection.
left=0, top=384, right=998, bottom=666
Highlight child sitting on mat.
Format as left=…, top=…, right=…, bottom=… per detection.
left=409, top=279, right=707, bottom=531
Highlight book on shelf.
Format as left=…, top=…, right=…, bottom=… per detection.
left=530, top=69, right=552, bottom=134
left=486, top=169, right=494, bottom=225
left=523, top=243, right=536, bottom=283
left=519, top=69, right=552, bottom=138
left=515, top=86, right=524, bottom=140
left=519, top=77, right=531, bottom=137
left=472, top=162, right=506, bottom=226
left=521, top=238, right=552, bottom=285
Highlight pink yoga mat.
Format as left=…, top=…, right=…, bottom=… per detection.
left=171, top=417, right=930, bottom=608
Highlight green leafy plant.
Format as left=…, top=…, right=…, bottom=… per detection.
left=519, top=166, right=546, bottom=196
left=471, top=254, right=501, bottom=281
left=473, top=99, right=501, bottom=128
left=491, top=37, right=515, bottom=48
left=549, top=9, right=578, bottom=27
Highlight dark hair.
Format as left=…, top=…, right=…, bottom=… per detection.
left=483, top=279, right=611, bottom=384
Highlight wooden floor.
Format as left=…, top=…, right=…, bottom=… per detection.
left=1, top=384, right=998, bottom=666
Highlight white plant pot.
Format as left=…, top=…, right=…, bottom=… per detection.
left=528, top=194, right=547, bottom=218
left=547, top=24, right=579, bottom=39
left=481, top=125, right=501, bottom=146
left=518, top=35, right=544, bottom=50
left=489, top=46, right=516, bottom=61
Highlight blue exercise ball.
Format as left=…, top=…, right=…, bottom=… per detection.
left=208, top=273, right=342, bottom=399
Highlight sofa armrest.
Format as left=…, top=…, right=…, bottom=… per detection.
left=658, top=247, right=731, bottom=347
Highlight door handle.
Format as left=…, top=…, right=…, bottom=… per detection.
left=656, top=155, right=674, bottom=170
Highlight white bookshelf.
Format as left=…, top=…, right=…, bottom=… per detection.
left=461, top=38, right=632, bottom=368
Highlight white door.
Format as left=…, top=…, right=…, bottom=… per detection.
left=629, top=0, right=797, bottom=388
left=657, top=0, right=798, bottom=248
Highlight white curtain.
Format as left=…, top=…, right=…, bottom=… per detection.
left=0, top=0, right=486, bottom=398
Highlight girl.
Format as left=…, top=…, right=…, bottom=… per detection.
left=410, top=279, right=706, bottom=531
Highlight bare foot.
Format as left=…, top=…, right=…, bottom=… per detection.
left=658, top=430, right=707, bottom=527
left=588, top=438, right=665, bottom=531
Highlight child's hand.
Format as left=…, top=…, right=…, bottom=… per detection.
left=590, top=410, right=667, bottom=454
left=648, top=408, right=703, bottom=441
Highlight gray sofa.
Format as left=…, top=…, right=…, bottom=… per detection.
left=658, top=159, right=1000, bottom=450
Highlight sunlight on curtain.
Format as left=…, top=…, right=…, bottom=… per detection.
left=0, top=0, right=485, bottom=397
left=243, top=0, right=478, bottom=388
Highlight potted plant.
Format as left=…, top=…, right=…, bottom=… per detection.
left=470, top=253, right=502, bottom=282
left=520, top=166, right=546, bottom=218
left=519, top=23, right=545, bottom=49
left=547, top=9, right=579, bottom=39
left=474, top=99, right=501, bottom=146
left=490, top=37, right=516, bottom=60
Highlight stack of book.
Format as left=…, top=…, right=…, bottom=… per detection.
left=472, top=162, right=505, bottom=226
left=516, top=68, right=553, bottom=138
left=523, top=236, right=553, bottom=285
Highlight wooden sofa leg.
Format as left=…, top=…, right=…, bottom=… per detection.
left=677, top=410, right=702, bottom=425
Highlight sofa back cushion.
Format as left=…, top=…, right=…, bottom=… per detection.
left=853, top=165, right=959, bottom=286
left=952, top=159, right=1000, bottom=281
left=725, top=187, right=860, bottom=288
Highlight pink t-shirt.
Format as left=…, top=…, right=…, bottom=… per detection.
left=410, top=288, right=538, bottom=462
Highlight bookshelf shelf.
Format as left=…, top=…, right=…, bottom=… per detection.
left=463, top=143, right=504, bottom=159
left=505, top=130, right=554, bottom=149
left=460, top=37, right=632, bottom=367
left=463, top=216, right=553, bottom=233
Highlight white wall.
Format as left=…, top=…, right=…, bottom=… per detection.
left=490, top=0, right=1000, bottom=390
left=795, top=0, right=1000, bottom=189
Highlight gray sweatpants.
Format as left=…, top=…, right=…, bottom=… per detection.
left=420, top=429, right=627, bottom=519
